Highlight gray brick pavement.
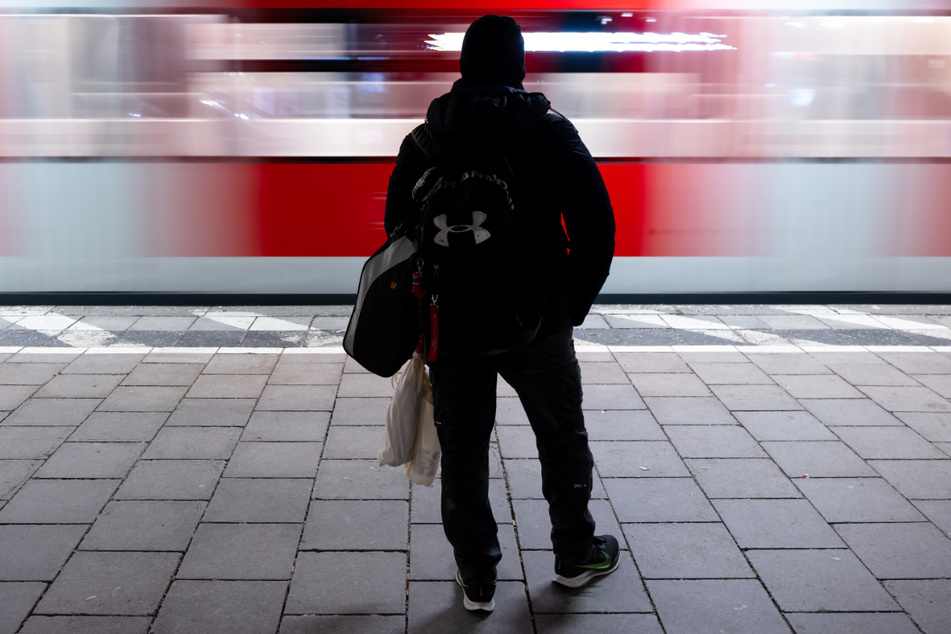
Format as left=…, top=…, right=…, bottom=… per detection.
left=0, top=304, right=950, bottom=633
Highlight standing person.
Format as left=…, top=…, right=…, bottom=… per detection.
left=384, top=14, right=617, bottom=612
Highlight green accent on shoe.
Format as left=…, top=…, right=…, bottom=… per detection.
left=576, top=552, right=612, bottom=570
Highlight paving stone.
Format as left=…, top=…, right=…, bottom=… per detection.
left=912, top=500, right=951, bottom=536
left=833, top=426, right=946, bottom=459
left=798, top=398, right=903, bottom=426
left=17, top=615, right=151, bottom=634
left=205, top=478, right=312, bottom=523
left=614, top=352, right=691, bottom=373
left=323, top=426, right=384, bottom=459
left=534, top=614, right=663, bottom=634
left=242, top=411, right=329, bottom=441
left=143, top=427, right=240, bottom=460
left=177, top=523, right=302, bottom=580
left=4, top=398, right=99, bottom=426
left=895, top=412, right=951, bottom=442
left=257, top=385, right=337, bottom=411
left=664, top=425, right=766, bottom=458
left=0, top=479, right=119, bottom=522
left=687, top=458, right=801, bottom=498
left=152, top=580, right=287, bottom=634
left=796, top=477, right=924, bottom=523
left=143, top=349, right=215, bottom=364
left=0, top=386, right=37, bottom=411
left=410, top=522, right=521, bottom=581
left=761, top=441, right=876, bottom=477
left=581, top=384, right=645, bottom=410
left=410, top=478, right=512, bottom=524
left=644, top=396, right=737, bottom=425
left=914, top=374, right=951, bottom=398
left=62, top=353, right=146, bottom=375
left=582, top=409, right=665, bottom=441
left=859, top=385, right=951, bottom=413
left=512, top=498, right=621, bottom=550
left=269, top=362, right=343, bottom=385
left=884, top=579, right=951, bottom=634
left=786, top=612, right=920, bottom=634
left=115, top=460, right=224, bottom=500
left=223, top=442, right=321, bottom=478
left=875, top=350, right=951, bottom=374
left=590, top=441, right=689, bottom=477
left=734, top=411, right=836, bottom=441
left=0, top=583, right=46, bottom=634
left=747, top=549, right=899, bottom=612
left=337, top=373, right=393, bottom=398
left=870, top=459, right=951, bottom=499
left=0, top=363, right=64, bottom=385
left=303, top=499, right=408, bottom=550
left=828, top=363, right=920, bottom=386
left=603, top=478, right=717, bottom=523
left=330, top=398, right=390, bottom=426
left=495, top=396, right=529, bottom=425
left=312, top=460, right=409, bottom=500
left=111, top=331, right=183, bottom=347
left=121, top=363, right=202, bottom=386
left=522, top=549, right=649, bottom=614
left=0, top=426, right=71, bottom=458
left=710, top=385, right=802, bottom=411
left=407, top=581, right=531, bottom=632
left=99, top=386, right=187, bottom=412
left=164, top=398, right=255, bottom=426
left=278, top=615, right=405, bottom=634
left=629, top=373, right=710, bottom=398
left=497, top=425, right=539, bottom=459
left=647, top=579, right=789, bottom=634
left=35, top=442, right=144, bottom=478
left=836, top=522, right=951, bottom=579
left=33, top=374, right=124, bottom=399
left=69, top=412, right=167, bottom=442
left=688, top=362, right=774, bottom=385
left=0, top=459, right=41, bottom=499
left=80, top=500, right=205, bottom=551
left=625, top=523, right=753, bottom=579
left=35, top=551, right=180, bottom=616
left=285, top=551, right=406, bottom=615
left=579, top=361, right=629, bottom=384
left=772, top=374, right=865, bottom=399
left=187, top=374, right=268, bottom=399
left=128, top=316, right=196, bottom=331
left=0, top=525, right=87, bottom=580
left=744, top=352, right=832, bottom=375
left=720, top=497, right=844, bottom=548
left=203, top=354, right=279, bottom=374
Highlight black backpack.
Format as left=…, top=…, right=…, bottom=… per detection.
left=408, top=125, right=545, bottom=362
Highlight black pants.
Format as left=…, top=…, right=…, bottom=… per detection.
left=429, top=326, right=596, bottom=581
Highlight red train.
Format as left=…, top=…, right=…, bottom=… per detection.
left=1, top=3, right=950, bottom=296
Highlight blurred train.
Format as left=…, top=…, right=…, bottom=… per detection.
left=1, top=0, right=950, bottom=298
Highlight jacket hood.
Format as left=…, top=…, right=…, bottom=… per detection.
left=426, top=79, right=551, bottom=148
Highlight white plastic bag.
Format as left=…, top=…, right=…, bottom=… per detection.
left=379, top=354, right=426, bottom=467
left=404, top=370, right=440, bottom=486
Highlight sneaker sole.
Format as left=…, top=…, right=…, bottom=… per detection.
left=552, top=556, right=620, bottom=588
left=456, top=573, right=495, bottom=612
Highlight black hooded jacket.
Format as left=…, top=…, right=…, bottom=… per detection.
left=384, top=78, right=616, bottom=332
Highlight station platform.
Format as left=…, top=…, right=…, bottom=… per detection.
left=1, top=304, right=950, bottom=633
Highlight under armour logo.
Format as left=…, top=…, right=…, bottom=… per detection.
left=433, top=212, right=491, bottom=247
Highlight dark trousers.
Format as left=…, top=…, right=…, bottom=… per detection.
left=428, top=326, right=596, bottom=581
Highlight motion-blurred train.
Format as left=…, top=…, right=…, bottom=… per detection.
left=1, top=0, right=950, bottom=298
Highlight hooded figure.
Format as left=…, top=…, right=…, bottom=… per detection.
left=384, top=14, right=617, bottom=613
